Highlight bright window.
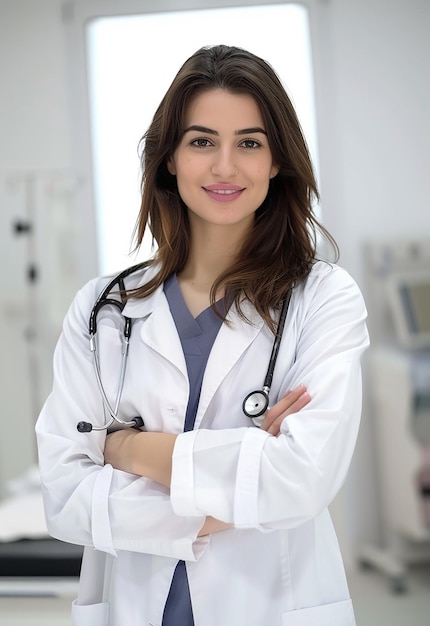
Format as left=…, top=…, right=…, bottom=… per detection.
left=87, top=4, right=318, bottom=274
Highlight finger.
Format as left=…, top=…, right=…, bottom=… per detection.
left=266, top=390, right=311, bottom=436
left=278, top=385, right=307, bottom=409
left=263, top=389, right=310, bottom=434
left=261, top=385, right=307, bottom=431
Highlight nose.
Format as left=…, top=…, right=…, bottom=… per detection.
left=210, top=148, right=238, bottom=178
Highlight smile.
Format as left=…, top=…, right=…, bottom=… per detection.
left=203, top=184, right=245, bottom=202
left=209, top=189, right=238, bottom=195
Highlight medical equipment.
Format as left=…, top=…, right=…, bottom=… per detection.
left=386, top=269, right=430, bottom=349
left=76, top=263, right=147, bottom=433
left=242, top=289, right=292, bottom=426
left=77, top=264, right=292, bottom=433
left=358, top=238, right=430, bottom=592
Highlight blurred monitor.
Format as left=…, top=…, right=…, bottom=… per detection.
left=387, top=271, right=430, bottom=349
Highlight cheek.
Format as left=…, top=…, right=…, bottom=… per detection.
left=254, top=158, right=274, bottom=177
left=255, top=164, right=274, bottom=185
left=176, top=157, right=198, bottom=182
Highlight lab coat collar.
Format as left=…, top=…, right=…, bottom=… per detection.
left=121, top=265, right=187, bottom=376
left=121, top=264, right=265, bottom=331
left=121, top=265, right=266, bottom=417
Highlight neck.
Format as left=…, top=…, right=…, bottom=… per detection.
left=180, top=223, right=247, bottom=292
left=176, top=221, right=249, bottom=317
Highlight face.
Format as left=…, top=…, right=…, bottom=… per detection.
left=167, top=89, right=279, bottom=235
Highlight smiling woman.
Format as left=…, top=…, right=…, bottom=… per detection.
left=167, top=90, right=279, bottom=243
left=86, top=4, right=318, bottom=275
left=166, top=89, right=280, bottom=316
left=36, top=43, right=369, bottom=626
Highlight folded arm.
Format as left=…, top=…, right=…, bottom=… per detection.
left=36, top=280, right=208, bottom=558
left=104, top=386, right=310, bottom=535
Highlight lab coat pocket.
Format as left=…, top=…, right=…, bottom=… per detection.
left=281, top=598, right=355, bottom=626
left=71, top=599, right=109, bottom=626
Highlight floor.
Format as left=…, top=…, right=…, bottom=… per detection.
left=0, top=566, right=429, bottom=625
left=350, top=563, right=430, bottom=626
left=0, top=578, right=77, bottom=626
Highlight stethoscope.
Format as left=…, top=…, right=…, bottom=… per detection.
left=77, top=265, right=292, bottom=433
left=242, top=288, right=292, bottom=426
left=76, top=263, right=147, bottom=433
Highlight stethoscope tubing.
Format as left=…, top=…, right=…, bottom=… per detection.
left=77, top=263, right=148, bottom=433
left=263, top=289, right=292, bottom=390
left=77, top=264, right=293, bottom=433
left=241, top=289, right=292, bottom=425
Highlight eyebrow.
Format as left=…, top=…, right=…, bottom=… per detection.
left=183, top=125, right=267, bottom=136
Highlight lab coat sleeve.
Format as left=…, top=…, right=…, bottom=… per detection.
left=170, top=264, right=369, bottom=529
left=35, top=280, right=208, bottom=560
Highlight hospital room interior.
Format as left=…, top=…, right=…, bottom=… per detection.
left=0, top=0, right=429, bottom=624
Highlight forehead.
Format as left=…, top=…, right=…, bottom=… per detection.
left=185, top=89, right=264, bottom=128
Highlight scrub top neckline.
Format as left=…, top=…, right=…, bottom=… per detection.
left=164, top=274, right=227, bottom=337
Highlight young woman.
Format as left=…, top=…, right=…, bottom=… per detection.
left=36, top=45, right=369, bottom=626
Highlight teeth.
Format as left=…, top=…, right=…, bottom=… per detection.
left=210, top=189, right=238, bottom=195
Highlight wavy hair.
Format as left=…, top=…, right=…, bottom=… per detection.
left=131, top=44, right=337, bottom=330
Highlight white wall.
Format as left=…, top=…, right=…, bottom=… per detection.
left=320, top=0, right=430, bottom=554
left=0, top=0, right=94, bottom=496
left=0, top=0, right=429, bottom=562
left=0, top=0, right=71, bottom=171
left=323, top=0, right=430, bottom=281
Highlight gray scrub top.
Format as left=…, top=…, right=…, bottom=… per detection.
left=162, top=274, right=224, bottom=626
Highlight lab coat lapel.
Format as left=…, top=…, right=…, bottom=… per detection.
left=141, top=297, right=187, bottom=376
left=194, top=303, right=265, bottom=429
left=122, top=286, right=187, bottom=378
left=121, top=272, right=265, bottom=423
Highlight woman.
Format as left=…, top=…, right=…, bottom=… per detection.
left=36, top=45, right=369, bottom=625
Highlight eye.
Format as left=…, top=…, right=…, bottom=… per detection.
left=240, top=139, right=261, bottom=149
left=190, top=137, right=213, bottom=148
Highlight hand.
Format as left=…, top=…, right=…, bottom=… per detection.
left=260, top=385, right=310, bottom=436
left=198, top=516, right=232, bottom=537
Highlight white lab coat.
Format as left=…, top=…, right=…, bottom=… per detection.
left=36, top=261, right=369, bottom=626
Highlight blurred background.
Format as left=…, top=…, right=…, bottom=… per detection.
left=0, top=0, right=429, bottom=624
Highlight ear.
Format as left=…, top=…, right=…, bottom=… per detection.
left=167, top=155, right=176, bottom=176
left=270, top=163, right=280, bottom=179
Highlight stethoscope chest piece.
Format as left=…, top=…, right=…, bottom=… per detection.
left=242, top=388, right=269, bottom=418
left=242, top=388, right=270, bottom=428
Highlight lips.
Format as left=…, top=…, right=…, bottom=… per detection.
left=204, top=184, right=244, bottom=192
left=203, top=183, right=245, bottom=202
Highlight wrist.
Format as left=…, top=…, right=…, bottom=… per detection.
left=129, top=432, right=176, bottom=486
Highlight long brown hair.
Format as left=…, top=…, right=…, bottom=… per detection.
left=131, top=45, right=337, bottom=330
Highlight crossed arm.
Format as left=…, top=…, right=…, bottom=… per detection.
left=104, top=385, right=310, bottom=535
